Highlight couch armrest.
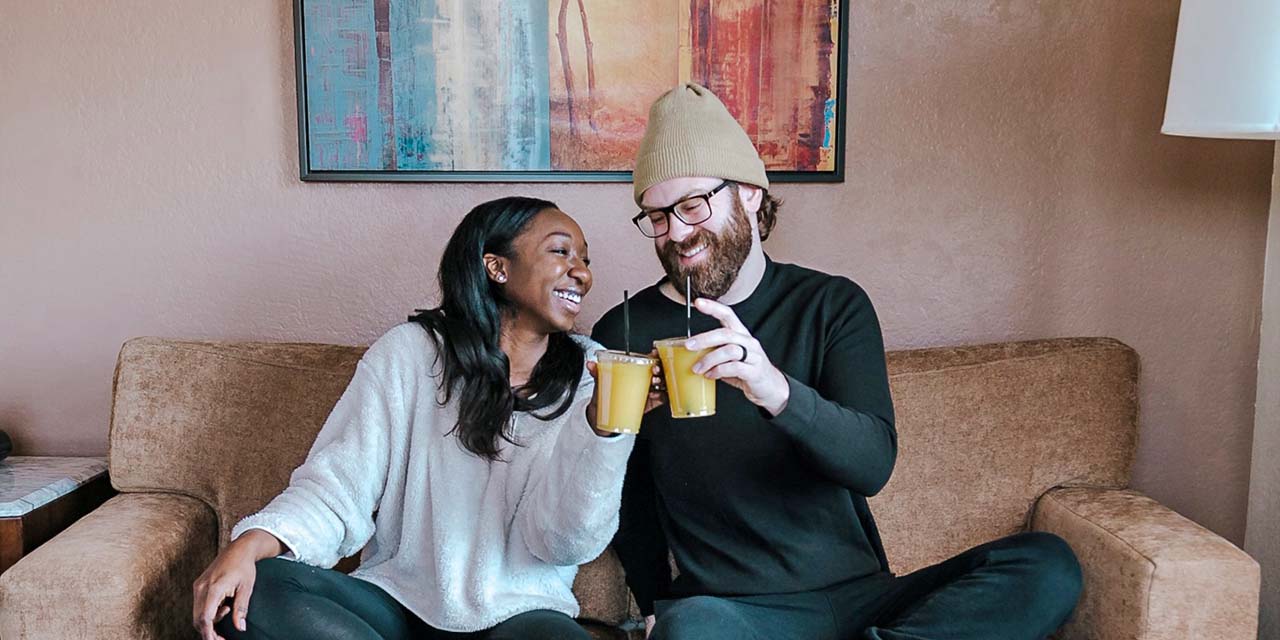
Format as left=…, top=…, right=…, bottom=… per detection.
left=0, top=493, right=217, bottom=640
left=1031, top=487, right=1259, bottom=640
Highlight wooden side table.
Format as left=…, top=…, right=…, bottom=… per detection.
left=0, top=456, right=115, bottom=574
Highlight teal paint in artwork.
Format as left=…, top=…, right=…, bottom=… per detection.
left=298, top=0, right=565, bottom=172
left=823, top=98, right=836, bottom=149
left=304, top=0, right=387, bottom=170
left=386, top=0, right=549, bottom=170
left=500, top=0, right=551, bottom=170
left=391, top=0, right=438, bottom=169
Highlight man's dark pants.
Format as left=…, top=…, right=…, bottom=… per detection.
left=650, top=531, right=1082, bottom=640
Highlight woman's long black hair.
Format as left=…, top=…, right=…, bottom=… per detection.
left=410, top=196, right=585, bottom=461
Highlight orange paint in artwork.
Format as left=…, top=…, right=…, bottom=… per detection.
left=687, top=0, right=836, bottom=172
left=549, top=1, right=680, bottom=170
left=548, top=0, right=838, bottom=172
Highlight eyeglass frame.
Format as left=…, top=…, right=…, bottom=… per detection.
left=631, top=180, right=733, bottom=238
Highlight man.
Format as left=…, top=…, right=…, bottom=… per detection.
left=591, top=83, right=1082, bottom=640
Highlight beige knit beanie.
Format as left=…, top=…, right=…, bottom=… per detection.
left=632, top=83, right=769, bottom=205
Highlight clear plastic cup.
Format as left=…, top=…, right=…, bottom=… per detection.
left=654, top=337, right=716, bottom=419
left=595, top=350, right=658, bottom=434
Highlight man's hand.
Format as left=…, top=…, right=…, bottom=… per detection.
left=644, top=614, right=656, bottom=638
left=686, top=298, right=790, bottom=416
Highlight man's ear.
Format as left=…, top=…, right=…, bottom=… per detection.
left=483, top=254, right=509, bottom=284
left=737, top=184, right=764, bottom=214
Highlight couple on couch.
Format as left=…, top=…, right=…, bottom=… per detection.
left=192, top=84, right=1082, bottom=640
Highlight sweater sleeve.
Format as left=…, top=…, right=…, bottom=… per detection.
left=230, top=327, right=410, bottom=568
left=591, top=314, right=672, bottom=616
left=767, top=282, right=897, bottom=496
left=613, top=435, right=672, bottom=616
left=517, top=342, right=636, bottom=567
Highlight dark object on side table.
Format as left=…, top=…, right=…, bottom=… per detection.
left=0, top=431, right=11, bottom=462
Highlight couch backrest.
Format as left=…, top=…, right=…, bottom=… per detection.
left=108, top=335, right=1137, bottom=623
left=109, top=338, right=365, bottom=544
left=874, top=337, right=1138, bottom=574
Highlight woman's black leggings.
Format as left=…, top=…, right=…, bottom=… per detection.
left=215, top=557, right=591, bottom=640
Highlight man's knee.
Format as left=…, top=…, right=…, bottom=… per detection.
left=651, top=596, right=749, bottom=640
left=1015, top=531, right=1083, bottom=619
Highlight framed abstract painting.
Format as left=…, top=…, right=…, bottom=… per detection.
left=293, top=0, right=848, bottom=182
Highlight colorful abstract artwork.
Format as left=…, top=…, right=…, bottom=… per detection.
left=295, top=0, right=846, bottom=181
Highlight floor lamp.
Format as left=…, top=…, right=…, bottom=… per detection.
left=1162, top=0, right=1280, bottom=636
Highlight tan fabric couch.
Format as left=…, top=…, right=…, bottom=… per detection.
left=0, top=336, right=1259, bottom=639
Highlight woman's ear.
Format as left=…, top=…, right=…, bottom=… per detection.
left=483, top=254, right=509, bottom=284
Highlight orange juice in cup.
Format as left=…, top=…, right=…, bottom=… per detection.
left=595, top=350, right=658, bottom=434
left=654, top=337, right=716, bottom=419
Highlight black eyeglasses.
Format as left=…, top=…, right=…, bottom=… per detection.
left=631, top=181, right=732, bottom=238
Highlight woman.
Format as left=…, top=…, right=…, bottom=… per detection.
left=193, top=197, right=652, bottom=640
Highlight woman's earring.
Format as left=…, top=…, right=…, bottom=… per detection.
left=496, top=273, right=507, bottom=283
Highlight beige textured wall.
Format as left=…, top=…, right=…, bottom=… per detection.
left=0, top=1, right=1271, bottom=543
left=1247, top=148, right=1279, bottom=638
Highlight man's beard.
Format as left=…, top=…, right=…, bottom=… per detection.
left=657, top=197, right=754, bottom=300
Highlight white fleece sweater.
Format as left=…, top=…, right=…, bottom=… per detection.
left=231, top=323, right=634, bottom=632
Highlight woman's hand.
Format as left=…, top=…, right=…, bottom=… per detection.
left=192, top=529, right=282, bottom=640
left=584, top=360, right=606, bottom=435
left=641, top=351, right=667, bottom=414
left=645, top=614, right=656, bottom=638
left=585, top=355, right=666, bottom=437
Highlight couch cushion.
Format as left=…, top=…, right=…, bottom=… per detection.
left=872, top=337, right=1138, bottom=574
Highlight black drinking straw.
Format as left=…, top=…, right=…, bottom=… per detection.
left=685, top=275, right=692, bottom=339
left=624, top=290, right=631, bottom=355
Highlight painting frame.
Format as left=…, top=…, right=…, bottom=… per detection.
left=292, top=0, right=849, bottom=183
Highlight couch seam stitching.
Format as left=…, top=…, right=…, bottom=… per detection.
left=123, top=342, right=363, bottom=374
left=891, top=346, right=1134, bottom=378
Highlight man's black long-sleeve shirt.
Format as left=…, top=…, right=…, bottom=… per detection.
left=591, top=256, right=897, bottom=615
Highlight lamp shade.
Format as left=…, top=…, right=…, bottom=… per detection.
left=1162, top=0, right=1280, bottom=140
